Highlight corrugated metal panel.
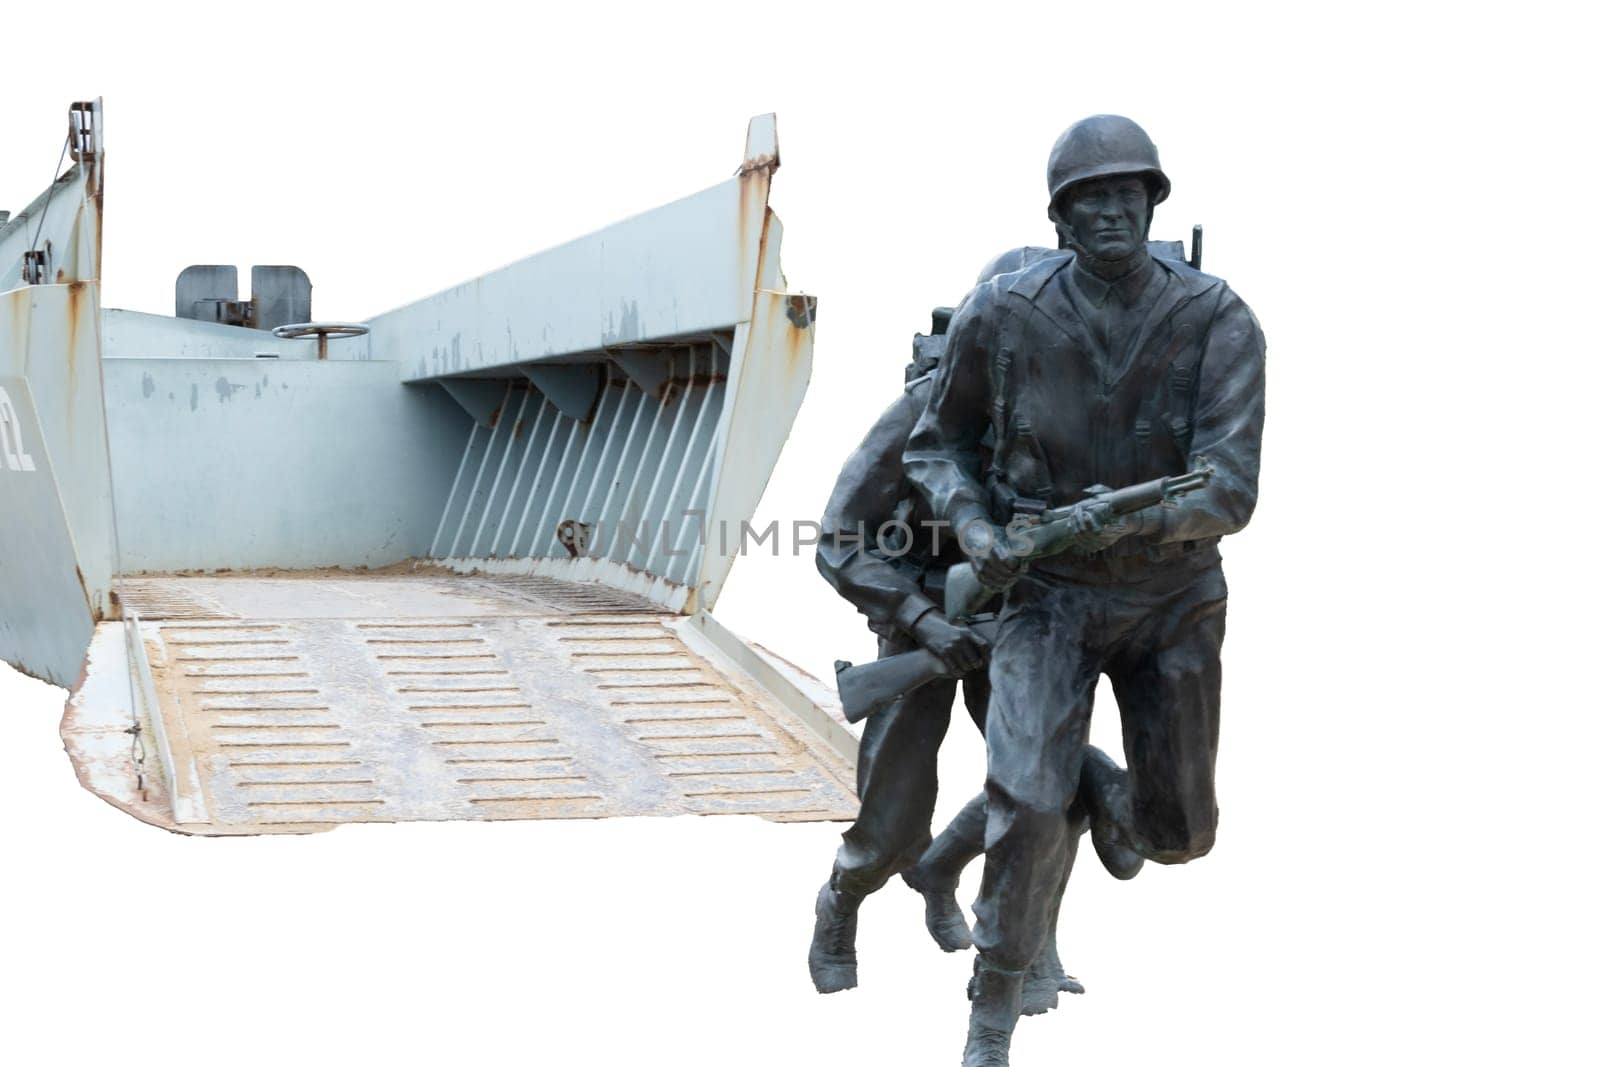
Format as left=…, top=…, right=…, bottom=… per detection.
left=434, top=347, right=731, bottom=601
left=428, top=115, right=812, bottom=614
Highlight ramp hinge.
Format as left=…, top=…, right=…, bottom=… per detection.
left=22, top=249, right=48, bottom=286
left=69, top=101, right=100, bottom=163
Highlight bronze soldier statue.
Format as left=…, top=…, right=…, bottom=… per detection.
left=904, top=115, right=1266, bottom=1065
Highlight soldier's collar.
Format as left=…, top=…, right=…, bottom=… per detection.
left=1002, top=251, right=1072, bottom=301
left=1070, top=249, right=1153, bottom=308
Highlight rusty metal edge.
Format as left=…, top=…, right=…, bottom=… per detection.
left=125, top=613, right=210, bottom=824
left=57, top=625, right=329, bottom=838
left=439, top=555, right=693, bottom=613
left=671, top=611, right=859, bottom=783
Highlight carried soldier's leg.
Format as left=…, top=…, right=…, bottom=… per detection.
left=1088, top=565, right=1228, bottom=865
left=901, top=669, right=991, bottom=950
left=903, top=792, right=985, bottom=950
left=964, top=578, right=1100, bottom=1066
left=906, top=789, right=1092, bottom=1011
left=811, top=632, right=958, bottom=994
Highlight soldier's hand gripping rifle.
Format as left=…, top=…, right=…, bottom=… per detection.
left=833, top=468, right=1212, bottom=723
left=834, top=616, right=1000, bottom=724
left=943, top=467, right=1212, bottom=618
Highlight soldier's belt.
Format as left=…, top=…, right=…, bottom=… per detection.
left=1031, top=536, right=1220, bottom=582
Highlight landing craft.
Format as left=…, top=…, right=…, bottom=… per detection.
left=1, top=100, right=857, bottom=834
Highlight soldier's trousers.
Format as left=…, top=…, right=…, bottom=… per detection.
left=972, top=556, right=1228, bottom=974
left=832, top=631, right=989, bottom=898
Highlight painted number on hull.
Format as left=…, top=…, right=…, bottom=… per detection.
left=0, top=386, right=39, bottom=472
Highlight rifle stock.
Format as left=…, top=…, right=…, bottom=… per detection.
left=834, top=619, right=999, bottom=723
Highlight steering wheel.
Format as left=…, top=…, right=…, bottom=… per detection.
left=271, top=322, right=371, bottom=361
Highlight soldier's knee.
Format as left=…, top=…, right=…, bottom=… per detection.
left=1126, top=779, right=1218, bottom=864
left=1134, top=819, right=1216, bottom=865
left=1143, top=837, right=1214, bottom=865
left=834, top=829, right=932, bottom=896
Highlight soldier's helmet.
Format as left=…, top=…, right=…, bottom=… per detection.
left=1046, top=115, right=1170, bottom=212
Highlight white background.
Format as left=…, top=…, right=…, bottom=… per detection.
left=2, top=3, right=1595, bottom=1064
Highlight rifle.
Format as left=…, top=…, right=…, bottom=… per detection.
left=834, top=618, right=999, bottom=724
left=943, top=467, right=1212, bottom=618
left=831, top=468, right=1212, bottom=723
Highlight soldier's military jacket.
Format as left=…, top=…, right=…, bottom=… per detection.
left=905, top=249, right=1265, bottom=569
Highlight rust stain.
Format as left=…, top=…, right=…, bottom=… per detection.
left=738, top=152, right=779, bottom=176
left=66, top=282, right=81, bottom=347
left=782, top=295, right=816, bottom=374
left=736, top=167, right=769, bottom=298
left=64, top=281, right=87, bottom=401
left=75, top=565, right=99, bottom=621
left=784, top=327, right=805, bottom=373
left=754, top=206, right=775, bottom=287
left=679, top=365, right=729, bottom=390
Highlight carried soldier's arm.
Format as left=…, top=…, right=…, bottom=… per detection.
left=820, top=378, right=986, bottom=678
left=817, top=386, right=940, bottom=636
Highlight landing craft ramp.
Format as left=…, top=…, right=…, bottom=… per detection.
left=5, top=100, right=858, bottom=834
left=82, top=575, right=855, bottom=832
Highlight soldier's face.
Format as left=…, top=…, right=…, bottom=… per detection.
left=1065, top=176, right=1150, bottom=260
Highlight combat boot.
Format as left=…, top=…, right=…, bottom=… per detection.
left=1080, top=746, right=1145, bottom=881
left=900, top=866, right=972, bottom=952
left=808, top=879, right=862, bottom=993
left=962, top=960, right=1023, bottom=1066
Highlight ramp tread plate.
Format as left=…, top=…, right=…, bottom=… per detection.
left=138, top=577, right=856, bottom=833
left=117, top=579, right=234, bottom=620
